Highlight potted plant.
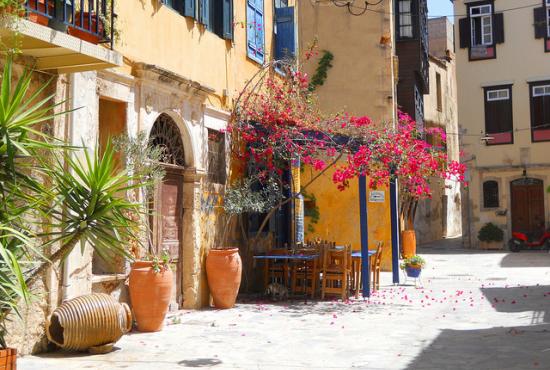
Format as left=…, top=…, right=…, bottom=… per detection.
left=478, top=222, right=504, bottom=250
left=114, top=133, right=174, bottom=331
left=400, top=255, right=426, bottom=278
left=0, top=0, right=24, bottom=17
left=67, top=0, right=117, bottom=44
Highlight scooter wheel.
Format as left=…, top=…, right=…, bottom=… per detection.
left=508, top=239, right=522, bottom=253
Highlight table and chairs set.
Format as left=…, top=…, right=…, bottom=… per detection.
left=254, top=240, right=384, bottom=301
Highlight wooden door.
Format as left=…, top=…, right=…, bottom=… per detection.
left=511, top=178, right=545, bottom=235
left=155, top=169, right=184, bottom=306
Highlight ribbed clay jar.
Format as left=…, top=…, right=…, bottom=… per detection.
left=128, top=261, right=173, bottom=332
left=206, top=248, right=242, bottom=309
left=46, top=293, right=132, bottom=352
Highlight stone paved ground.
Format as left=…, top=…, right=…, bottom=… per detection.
left=20, top=238, right=550, bottom=369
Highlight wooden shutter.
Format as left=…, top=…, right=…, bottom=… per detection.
left=493, top=13, right=504, bottom=44
left=199, top=0, right=210, bottom=28
left=275, top=7, right=295, bottom=60
left=184, top=0, right=195, bottom=18
left=534, top=7, right=546, bottom=39
left=222, top=0, right=233, bottom=40
left=247, top=0, right=264, bottom=63
left=459, top=17, right=470, bottom=48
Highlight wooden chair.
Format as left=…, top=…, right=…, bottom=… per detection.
left=371, top=242, right=384, bottom=292
left=321, top=244, right=351, bottom=300
left=291, top=245, right=321, bottom=298
left=263, top=248, right=290, bottom=289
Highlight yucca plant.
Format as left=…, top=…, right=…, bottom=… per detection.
left=25, top=142, right=144, bottom=288
left=0, top=56, right=66, bottom=348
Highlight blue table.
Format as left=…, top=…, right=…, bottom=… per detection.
left=254, top=254, right=320, bottom=303
left=352, top=250, right=376, bottom=258
left=351, top=249, right=377, bottom=298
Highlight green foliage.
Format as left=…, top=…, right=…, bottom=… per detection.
left=308, top=50, right=334, bottom=92
left=145, top=249, right=171, bottom=273
left=478, top=222, right=504, bottom=242
left=400, top=255, right=426, bottom=269
left=224, top=177, right=283, bottom=215
left=302, top=190, right=319, bottom=235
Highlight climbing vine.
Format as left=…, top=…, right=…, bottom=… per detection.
left=308, top=50, right=334, bottom=91
left=302, top=189, right=320, bottom=234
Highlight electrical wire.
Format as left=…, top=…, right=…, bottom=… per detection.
left=313, top=0, right=543, bottom=19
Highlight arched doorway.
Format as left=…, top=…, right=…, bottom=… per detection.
left=150, top=113, right=186, bottom=306
left=510, top=178, right=545, bottom=237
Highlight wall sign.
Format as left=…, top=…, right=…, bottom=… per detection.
left=369, top=190, right=385, bottom=203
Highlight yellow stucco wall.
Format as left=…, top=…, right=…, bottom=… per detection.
left=115, top=0, right=290, bottom=110
left=298, top=1, right=396, bottom=271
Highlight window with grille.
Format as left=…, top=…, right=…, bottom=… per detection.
left=207, top=129, right=227, bottom=184
left=530, top=82, right=550, bottom=142
left=483, top=180, right=499, bottom=208
left=436, top=72, right=442, bottom=112
left=484, top=85, right=513, bottom=144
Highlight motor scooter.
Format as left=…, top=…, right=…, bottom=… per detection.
left=508, top=229, right=550, bottom=252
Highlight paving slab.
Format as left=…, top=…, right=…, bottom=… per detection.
left=19, top=238, right=550, bottom=369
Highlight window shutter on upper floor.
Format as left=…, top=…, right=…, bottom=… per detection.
left=199, top=0, right=210, bottom=28
left=223, top=0, right=233, bottom=40
left=275, top=7, right=295, bottom=60
left=534, top=7, right=546, bottom=39
left=493, top=13, right=504, bottom=44
left=184, top=0, right=196, bottom=18
left=459, top=17, right=470, bottom=48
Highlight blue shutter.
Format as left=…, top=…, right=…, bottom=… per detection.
left=184, top=0, right=195, bottom=18
left=199, top=0, right=210, bottom=28
left=247, top=0, right=264, bottom=64
left=275, top=7, right=295, bottom=60
left=222, top=0, right=233, bottom=40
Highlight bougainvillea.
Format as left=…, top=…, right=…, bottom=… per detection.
left=226, top=60, right=466, bottom=235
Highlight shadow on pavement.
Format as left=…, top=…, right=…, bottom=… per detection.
left=406, top=324, right=550, bottom=370
left=500, top=251, right=550, bottom=268
left=481, top=285, right=550, bottom=324
left=178, top=358, right=222, bottom=367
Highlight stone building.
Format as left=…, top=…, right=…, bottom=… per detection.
left=414, top=17, right=463, bottom=244
left=4, top=0, right=297, bottom=354
left=454, top=0, right=550, bottom=248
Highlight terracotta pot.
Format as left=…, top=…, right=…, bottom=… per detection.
left=0, top=348, right=16, bottom=370
left=206, top=248, right=242, bottom=309
left=128, top=261, right=172, bottom=332
left=402, top=230, right=417, bottom=259
left=67, top=12, right=103, bottom=44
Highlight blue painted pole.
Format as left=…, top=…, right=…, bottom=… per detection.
left=358, top=175, right=370, bottom=298
left=390, top=179, right=400, bottom=284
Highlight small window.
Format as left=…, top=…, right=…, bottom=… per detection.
left=436, top=72, right=442, bottom=112
left=207, top=129, right=227, bottom=184
left=398, top=0, right=413, bottom=38
left=530, top=83, right=550, bottom=142
left=483, top=180, right=499, bottom=208
left=470, top=4, right=493, bottom=46
left=484, top=85, right=513, bottom=145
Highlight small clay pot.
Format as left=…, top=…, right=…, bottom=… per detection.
left=206, top=248, right=242, bottom=309
left=129, top=261, right=173, bottom=332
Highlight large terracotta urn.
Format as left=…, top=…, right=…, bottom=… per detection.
left=206, top=248, right=242, bottom=309
left=129, top=261, right=172, bottom=332
left=402, top=230, right=417, bottom=259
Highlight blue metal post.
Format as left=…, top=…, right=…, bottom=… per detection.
left=390, top=179, right=400, bottom=284
left=358, top=175, right=370, bottom=298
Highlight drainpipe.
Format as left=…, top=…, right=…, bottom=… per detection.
left=61, top=73, right=78, bottom=302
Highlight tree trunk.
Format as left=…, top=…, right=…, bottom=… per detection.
left=25, top=230, right=84, bottom=289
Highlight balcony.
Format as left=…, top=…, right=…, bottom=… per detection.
left=0, top=0, right=121, bottom=73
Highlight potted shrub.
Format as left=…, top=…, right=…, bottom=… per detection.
left=400, top=255, right=426, bottom=278
left=478, top=222, right=504, bottom=250
left=114, top=133, right=174, bottom=331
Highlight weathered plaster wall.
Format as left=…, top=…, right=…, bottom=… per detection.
left=454, top=0, right=550, bottom=248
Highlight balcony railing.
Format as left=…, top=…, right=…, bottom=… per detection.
left=24, top=0, right=115, bottom=49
